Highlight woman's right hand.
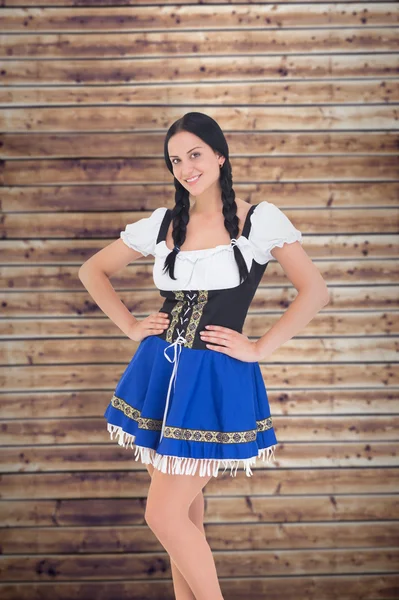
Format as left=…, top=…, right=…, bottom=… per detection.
left=126, top=311, right=170, bottom=342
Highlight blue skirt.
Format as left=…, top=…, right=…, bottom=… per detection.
left=103, top=334, right=277, bottom=477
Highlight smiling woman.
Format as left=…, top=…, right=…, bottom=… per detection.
left=81, top=110, right=329, bottom=600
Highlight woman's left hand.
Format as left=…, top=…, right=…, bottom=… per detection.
left=199, top=325, right=262, bottom=363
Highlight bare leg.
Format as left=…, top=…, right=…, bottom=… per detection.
left=145, top=464, right=205, bottom=599
left=145, top=466, right=224, bottom=600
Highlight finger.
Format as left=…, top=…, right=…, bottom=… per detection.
left=205, top=343, right=228, bottom=353
left=201, top=332, right=231, bottom=343
left=205, top=325, right=232, bottom=334
left=152, top=315, right=170, bottom=326
left=205, top=338, right=231, bottom=348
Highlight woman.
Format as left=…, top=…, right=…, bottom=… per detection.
left=79, top=112, right=330, bottom=600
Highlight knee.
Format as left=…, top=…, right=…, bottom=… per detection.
left=188, top=492, right=205, bottom=532
left=144, top=503, right=159, bottom=530
left=145, top=501, right=174, bottom=535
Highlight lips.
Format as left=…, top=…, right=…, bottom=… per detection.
left=185, top=174, right=202, bottom=184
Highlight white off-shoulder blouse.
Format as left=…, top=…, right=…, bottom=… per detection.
left=120, top=201, right=303, bottom=291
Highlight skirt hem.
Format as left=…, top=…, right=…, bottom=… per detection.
left=107, top=422, right=276, bottom=478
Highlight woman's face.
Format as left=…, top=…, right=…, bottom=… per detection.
left=168, top=131, right=224, bottom=198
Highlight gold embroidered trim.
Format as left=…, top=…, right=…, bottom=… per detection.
left=165, top=290, right=208, bottom=349
left=109, top=394, right=273, bottom=443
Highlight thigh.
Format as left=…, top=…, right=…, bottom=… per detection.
left=145, top=464, right=206, bottom=525
left=145, top=463, right=155, bottom=477
left=146, top=468, right=212, bottom=520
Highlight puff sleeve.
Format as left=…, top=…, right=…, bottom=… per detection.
left=249, top=201, right=303, bottom=264
left=120, top=206, right=168, bottom=256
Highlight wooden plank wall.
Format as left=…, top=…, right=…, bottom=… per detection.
left=1, top=1, right=398, bottom=599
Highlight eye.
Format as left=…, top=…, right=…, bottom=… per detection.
left=171, top=152, right=200, bottom=165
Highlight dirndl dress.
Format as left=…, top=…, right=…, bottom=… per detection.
left=104, top=201, right=303, bottom=477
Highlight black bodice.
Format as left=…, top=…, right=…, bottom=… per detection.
left=155, top=204, right=269, bottom=350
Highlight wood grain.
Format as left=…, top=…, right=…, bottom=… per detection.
left=2, top=522, right=399, bottom=553
left=1, top=468, right=398, bottom=499
left=3, top=182, right=398, bottom=211
left=1, top=4, right=398, bottom=32
left=0, top=575, right=397, bottom=600
left=1, top=0, right=398, bottom=597
left=0, top=389, right=397, bottom=418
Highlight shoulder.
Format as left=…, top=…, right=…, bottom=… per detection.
left=250, top=200, right=294, bottom=223
left=148, top=206, right=169, bottom=219
left=235, top=198, right=253, bottom=222
left=251, top=200, right=278, bottom=215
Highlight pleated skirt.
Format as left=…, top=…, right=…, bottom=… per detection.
left=103, top=334, right=277, bottom=477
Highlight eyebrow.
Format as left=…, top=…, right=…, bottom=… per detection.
left=169, top=146, right=202, bottom=158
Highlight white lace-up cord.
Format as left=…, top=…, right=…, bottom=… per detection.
left=161, top=329, right=187, bottom=441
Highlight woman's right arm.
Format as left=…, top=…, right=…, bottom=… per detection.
left=78, top=238, right=143, bottom=337
left=78, top=239, right=170, bottom=340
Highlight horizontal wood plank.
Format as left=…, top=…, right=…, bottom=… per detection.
left=1, top=5, right=398, bottom=32
left=1, top=547, right=398, bottom=581
left=1, top=29, right=399, bottom=61
left=1, top=521, right=398, bottom=554
left=1, top=79, right=399, bottom=108
left=0, top=574, right=398, bottom=600
left=2, top=132, right=398, bottom=157
left=0, top=468, right=398, bottom=499
left=0, top=442, right=397, bottom=472
left=1, top=106, right=397, bottom=132
left=3, top=182, right=399, bottom=211
left=3, top=0, right=397, bottom=5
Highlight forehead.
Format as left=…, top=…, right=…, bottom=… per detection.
left=168, top=131, right=206, bottom=156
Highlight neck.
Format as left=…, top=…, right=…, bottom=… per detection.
left=189, top=183, right=223, bottom=216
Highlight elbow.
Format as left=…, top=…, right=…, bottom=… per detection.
left=78, top=262, right=94, bottom=281
left=78, top=264, right=87, bottom=281
left=321, top=286, right=331, bottom=308
left=78, top=262, right=106, bottom=282
left=299, top=283, right=330, bottom=309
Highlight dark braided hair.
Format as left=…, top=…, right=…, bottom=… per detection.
left=162, top=112, right=250, bottom=284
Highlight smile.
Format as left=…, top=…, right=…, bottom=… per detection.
left=185, top=174, right=202, bottom=184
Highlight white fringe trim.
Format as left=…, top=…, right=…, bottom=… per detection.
left=107, top=423, right=276, bottom=477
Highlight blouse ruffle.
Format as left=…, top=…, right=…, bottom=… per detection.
left=120, top=201, right=302, bottom=263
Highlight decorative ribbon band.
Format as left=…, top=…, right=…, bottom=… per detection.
left=161, top=330, right=187, bottom=441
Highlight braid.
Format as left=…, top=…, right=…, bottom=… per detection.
left=219, top=159, right=250, bottom=284
left=162, top=158, right=250, bottom=284
left=162, top=179, right=190, bottom=280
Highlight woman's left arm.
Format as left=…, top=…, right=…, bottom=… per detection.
left=255, top=241, right=330, bottom=361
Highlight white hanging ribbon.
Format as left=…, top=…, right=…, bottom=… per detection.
left=160, top=328, right=187, bottom=441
